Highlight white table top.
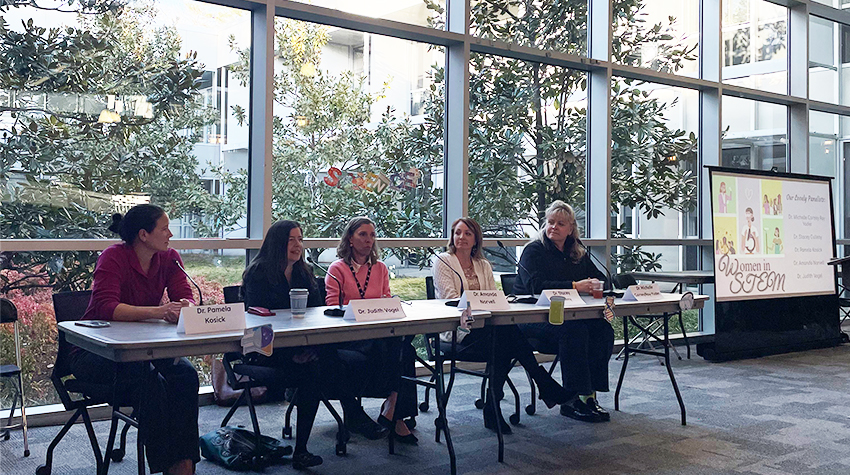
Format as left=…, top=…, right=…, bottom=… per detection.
left=59, top=295, right=708, bottom=363
left=60, top=299, right=488, bottom=363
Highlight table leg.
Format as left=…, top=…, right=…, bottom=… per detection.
left=431, top=332, right=457, bottom=475
left=663, top=316, right=686, bottom=425
left=487, top=325, right=504, bottom=463
left=615, top=316, right=629, bottom=412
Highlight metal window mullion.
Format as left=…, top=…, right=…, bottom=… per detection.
left=247, top=2, right=275, bottom=260
left=443, top=0, right=469, bottom=235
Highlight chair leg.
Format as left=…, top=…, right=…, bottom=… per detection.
left=18, top=373, right=29, bottom=457
left=102, top=410, right=121, bottom=475
left=221, top=389, right=247, bottom=427
left=319, top=397, right=348, bottom=456
left=505, top=376, right=521, bottom=425
left=38, top=408, right=84, bottom=474
left=524, top=368, right=536, bottom=415
left=284, top=388, right=298, bottom=439
left=80, top=408, right=104, bottom=474
left=677, top=311, right=691, bottom=359
left=1, top=378, right=18, bottom=439
left=476, top=376, right=487, bottom=409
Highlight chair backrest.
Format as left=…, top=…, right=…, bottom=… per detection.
left=612, top=273, right=638, bottom=289
left=315, top=276, right=328, bottom=305
left=500, top=273, right=517, bottom=295
left=425, top=276, right=436, bottom=300
left=223, top=285, right=243, bottom=304
left=51, top=290, right=93, bottom=379
left=1, top=298, right=17, bottom=324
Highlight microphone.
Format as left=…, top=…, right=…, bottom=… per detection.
left=174, top=259, right=203, bottom=306
left=575, top=240, right=622, bottom=297
left=307, top=257, right=345, bottom=317
left=427, top=248, right=463, bottom=307
left=496, top=240, right=537, bottom=303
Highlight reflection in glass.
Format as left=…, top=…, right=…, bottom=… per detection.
left=722, top=0, right=787, bottom=94
left=468, top=54, right=587, bottom=238
left=610, top=80, right=699, bottom=240
left=1, top=1, right=250, bottom=242
left=469, top=0, right=587, bottom=56
left=721, top=96, right=787, bottom=172
left=286, top=0, right=444, bottom=29
left=612, top=0, right=699, bottom=77
left=253, top=18, right=444, bottom=242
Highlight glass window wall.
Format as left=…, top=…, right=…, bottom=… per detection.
left=721, top=96, right=787, bottom=172
left=722, top=0, right=788, bottom=94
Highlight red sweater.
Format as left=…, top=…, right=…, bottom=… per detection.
left=83, top=243, right=195, bottom=321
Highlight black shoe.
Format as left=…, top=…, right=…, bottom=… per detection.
left=292, top=451, right=323, bottom=470
left=346, top=410, right=389, bottom=440
left=391, top=428, right=419, bottom=445
left=531, top=365, right=571, bottom=408
left=377, top=413, right=393, bottom=430
left=483, top=401, right=512, bottom=434
left=559, top=400, right=604, bottom=423
left=585, top=397, right=610, bottom=422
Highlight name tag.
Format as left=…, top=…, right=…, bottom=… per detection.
left=458, top=290, right=511, bottom=311
left=177, top=304, right=246, bottom=335
left=623, top=283, right=662, bottom=301
left=536, top=289, right=586, bottom=306
left=343, top=297, right=406, bottom=322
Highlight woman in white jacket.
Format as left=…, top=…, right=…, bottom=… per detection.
left=433, top=217, right=570, bottom=434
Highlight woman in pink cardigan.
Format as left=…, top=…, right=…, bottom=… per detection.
left=326, top=217, right=418, bottom=444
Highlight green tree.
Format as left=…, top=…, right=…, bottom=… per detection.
left=218, top=20, right=443, bottom=256
left=0, top=0, right=216, bottom=292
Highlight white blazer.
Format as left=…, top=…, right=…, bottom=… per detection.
left=432, top=252, right=498, bottom=299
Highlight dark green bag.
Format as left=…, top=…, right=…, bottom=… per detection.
left=199, top=426, right=293, bottom=471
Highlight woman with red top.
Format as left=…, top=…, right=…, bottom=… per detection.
left=325, top=217, right=418, bottom=444
left=72, top=204, right=199, bottom=475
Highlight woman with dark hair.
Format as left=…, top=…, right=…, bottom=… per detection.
left=326, top=217, right=418, bottom=444
left=240, top=220, right=324, bottom=468
left=432, top=217, right=570, bottom=434
left=74, top=204, right=199, bottom=475
left=515, top=200, right=614, bottom=424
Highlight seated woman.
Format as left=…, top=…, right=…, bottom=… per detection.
left=515, top=200, right=614, bottom=423
left=240, top=220, right=326, bottom=469
left=74, top=204, right=198, bottom=475
left=433, top=217, right=570, bottom=434
left=326, top=216, right=418, bottom=444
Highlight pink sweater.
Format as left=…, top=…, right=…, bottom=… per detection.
left=325, top=259, right=391, bottom=306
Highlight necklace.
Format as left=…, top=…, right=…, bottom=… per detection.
left=348, top=261, right=372, bottom=299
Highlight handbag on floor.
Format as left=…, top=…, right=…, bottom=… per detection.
left=199, top=426, right=293, bottom=471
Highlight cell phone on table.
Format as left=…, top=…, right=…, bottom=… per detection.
left=75, top=320, right=110, bottom=328
left=247, top=306, right=275, bottom=316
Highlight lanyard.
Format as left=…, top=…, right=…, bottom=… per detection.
left=348, top=262, right=372, bottom=299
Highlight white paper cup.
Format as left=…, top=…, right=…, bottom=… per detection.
left=290, top=288, right=309, bottom=317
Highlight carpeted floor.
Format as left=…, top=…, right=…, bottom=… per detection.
left=4, top=344, right=850, bottom=474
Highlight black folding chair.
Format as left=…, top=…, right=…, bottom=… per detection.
left=419, top=276, right=524, bottom=425
left=221, top=285, right=350, bottom=456
left=499, top=273, right=560, bottom=416
left=1, top=298, right=29, bottom=457
left=38, top=290, right=140, bottom=475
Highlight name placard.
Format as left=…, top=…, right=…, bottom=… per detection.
left=458, top=290, right=511, bottom=311
left=622, top=283, right=662, bottom=302
left=343, top=297, right=406, bottom=322
left=536, top=289, right=586, bottom=306
left=177, top=304, right=246, bottom=335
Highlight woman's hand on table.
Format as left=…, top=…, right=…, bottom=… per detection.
left=160, top=300, right=191, bottom=323
left=573, top=278, right=600, bottom=294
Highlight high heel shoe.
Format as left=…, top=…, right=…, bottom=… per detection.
left=531, top=365, right=571, bottom=409
left=482, top=400, right=512, bottom=434
left=377, top=401, right=394, bottom=429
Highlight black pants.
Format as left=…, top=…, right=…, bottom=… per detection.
left=452, top=325, right=541, bottom=401
left=334, top=337, right=417, bottom=420
left=250, top=349, right=321, bottom=454
left=69, top=351, right=200, bottom=474
left=520, top=319, right=614, bottom=396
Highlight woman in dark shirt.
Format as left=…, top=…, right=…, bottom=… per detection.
left=241, top=220, right=326, bottom=468
left=75, top=204, right=199, bottom=475
left=515, top=200, right=614, bottom=423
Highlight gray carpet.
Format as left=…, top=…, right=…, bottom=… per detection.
left=4, top=344, right=850, bottom=474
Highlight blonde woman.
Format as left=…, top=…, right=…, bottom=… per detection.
left=433, top=217, right=570, bottom=434
left=514, top=201, right=613, bottom=423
